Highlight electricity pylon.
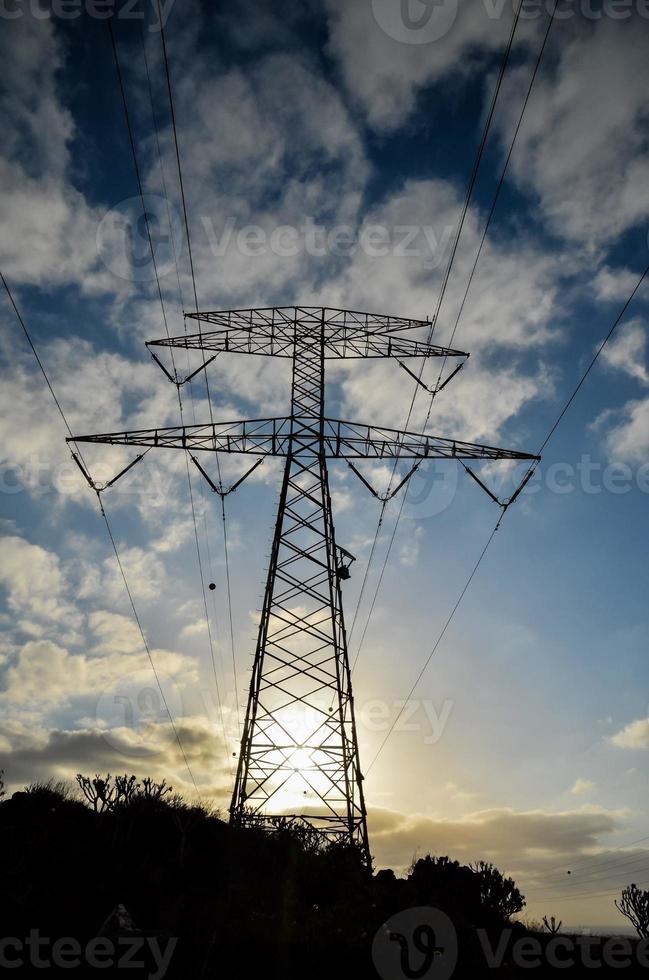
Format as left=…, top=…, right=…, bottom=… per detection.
left=70, top=306, right=538, bottom=866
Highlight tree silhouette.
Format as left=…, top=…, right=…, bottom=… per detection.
left=76, top=772, right=114, bottom=812
left=542, top=915, right=562, bottom=936
left=470, top=861, right=525, bottom=920
left=616, top=884, right=649, bottom=938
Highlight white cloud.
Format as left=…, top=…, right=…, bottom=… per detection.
left=0, top=635, right=196, bottom=707
left=611, top=717, right=649, bottom=749
left=181, top=619, right=208, bottom=638
left=399, top=524, right=424, bottom=566
left=594, top=267, right=644, bottom=302
left=148, top=49, right=369, bottom=309
left=602, top=397, right=649, bottom=462
left=0, top=534, right=79, bottom=627
left=601, top=319, right=649, bottom=386
left=318, top=178, right=561, bottom=351
left=493, top=20, right=649, bottom=249
left=570, top=778, right=596, bottom=796
left=0, top=19, right=113, bottom=291
left=324, top=0, right=521, bottom=131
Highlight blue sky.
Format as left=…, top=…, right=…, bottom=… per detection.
left=2, top=0, right=649, bottom=928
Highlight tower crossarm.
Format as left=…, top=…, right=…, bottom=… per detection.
left=182, top=305, right=438, bottom=336
left=147, top=328, right=467, bottom=361
left=68, top=417, right=294, bottom=456
left=322, top=419, right=539, bottom=461
left=68, top=416, right=539, bottom=463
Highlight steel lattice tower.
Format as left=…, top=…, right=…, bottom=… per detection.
left=70, top=306, right=538, bottom=865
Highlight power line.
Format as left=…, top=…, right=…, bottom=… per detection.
left=529, top=876, right=649, bottom=905
left=350, top=1, right=525, bottom=667
left=540, top=836, right=649, bottom=876
left=352, top=0, right=560, bottom=679
left=528, top=868, right=648, bottom=902
left=152, top=5, right=243, bottom=741
left=98, top=495, right=201, bottom=798
left=366, top=516, right=502, bottom=773
left=435, top=0, right=558, bottom=389
left=183, top=451, right=231, bottom=767
left=152, top=2, right=244, bottom=739
left=0, top=269, right=201, bottom=797
left=367, top=252, right=649, bottom=769
left=140, top=25, right=185, bottom=314
left=429, top=0, right=525, bottom=341
left=155, top=0, right=202, bottom=332
left=108, top=22, right=232, bottom=772
left=534, top=842, right=649, bottom=889
left=221, top=495, right=241, bottom=740
left=107, top=20, right=175, bottom=370
left=533, top=863, right=649, bottom=899
left=1, top=270, right=74, bottom=441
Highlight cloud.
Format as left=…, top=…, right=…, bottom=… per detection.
left=147, top=47, right=369, bottom=309
left=0, top=19, right=113, bottom=291
left=0, top=333, right=164, bottom=507
left=0, top=534, right=80, bottom=628
left=319, top=178, right=561, bottom=351
left=570, top=778, right=596, bottom=796
left=493, top=20, right=649, bottom=249
left=611, top=717, right=649, bottom=749
left=594, top=267, right=644, bottom=303
left=602, top=397, right=649, bottom=463
left=399, top=525, right=424, bottom=567
left=0, top=716, right=232, bottom=803
left=600, top=320, right=649, bottom=385
left=0, top=636, right=196, bottom=707
left=324, top=0, right=521, bottom=131
left=368, top=803, right=621, bottom=878
left=181, top=619, right=208, bottom=638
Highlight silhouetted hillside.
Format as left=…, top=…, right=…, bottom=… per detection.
left=0, top=777, right=645, bottom=978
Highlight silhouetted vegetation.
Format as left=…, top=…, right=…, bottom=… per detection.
left=543, top=915, right=563, bottom=936
left=1, top=775, right=646, bottom=977
left=617, top=884, right=649, bottom=938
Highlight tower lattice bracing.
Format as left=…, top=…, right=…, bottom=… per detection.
left=69, top=306, right=539, bottom=866
left=231, top=314, right=368, bottom=852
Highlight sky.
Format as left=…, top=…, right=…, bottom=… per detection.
left=1, top=0, right=649, bottom=931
